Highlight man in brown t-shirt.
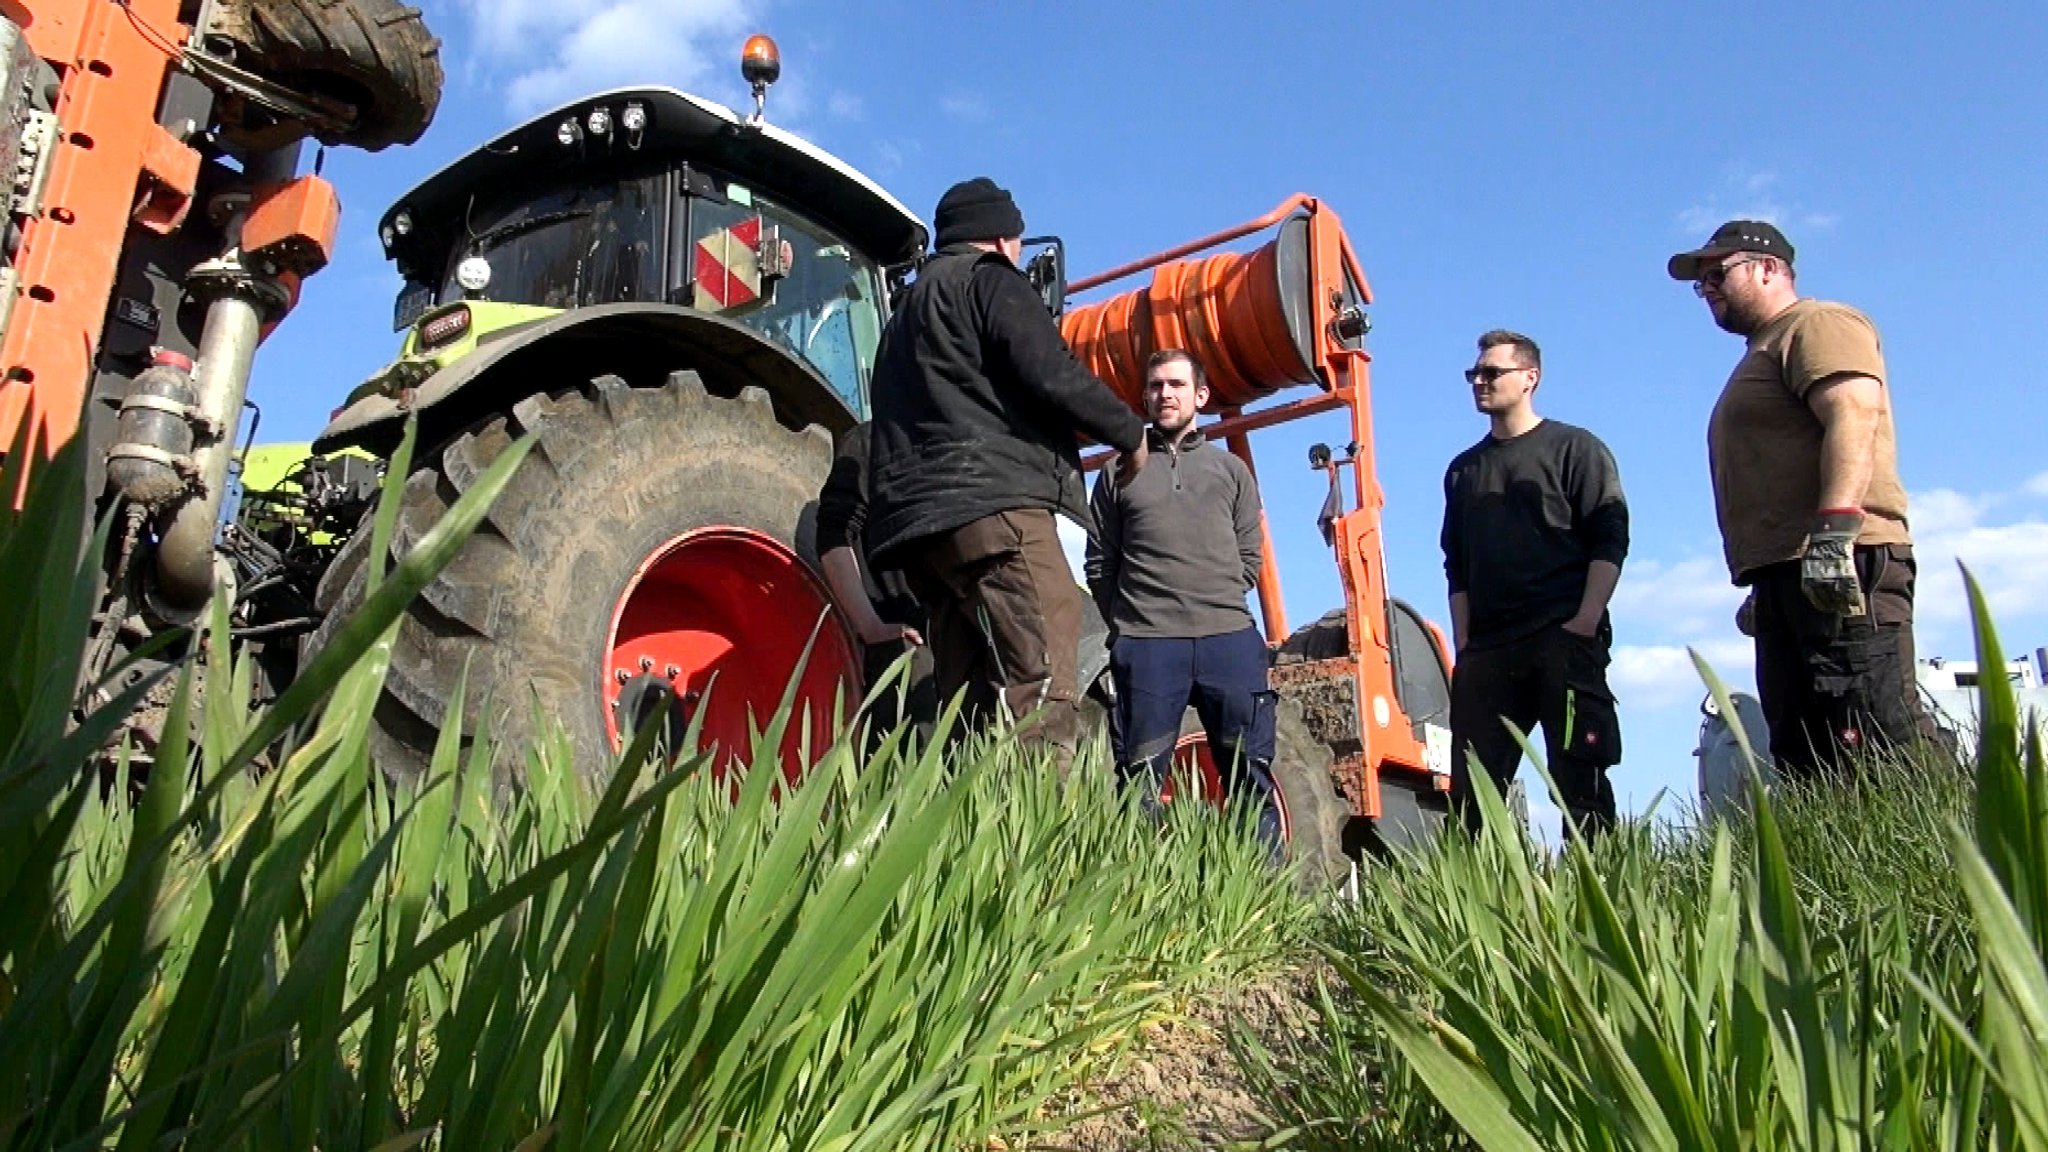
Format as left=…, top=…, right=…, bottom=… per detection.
left=1670, top=220, right=1926, bottom=777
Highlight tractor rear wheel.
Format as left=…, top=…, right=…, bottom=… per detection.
left=310, top=373, right=858, bottom=783
left=1145, top=699, right=1348, bottom=888
left=211, top=0, right=444, bottom=150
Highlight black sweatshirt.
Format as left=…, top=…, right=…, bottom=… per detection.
left=867, top=245, right=1144, bottom=562
left=1440, top=420, right=1629, bottom=650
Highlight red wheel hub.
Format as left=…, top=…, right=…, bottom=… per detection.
left=1158, top=734, right=1293, bottom=842
left=604, top=528, right=859, bottom=782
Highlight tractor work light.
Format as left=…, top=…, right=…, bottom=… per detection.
left=587, top=107, right=612, bottom=136
left=456, top=256, right=492, bottom=294
left=392, top=210, right=413, bottom=235
left=418, top=305, right=472, bottom=350
left=557, top=117, right=582, bottom=147
left=621, top=102, right=647, bottom=133
left=379, top=224, right=396, bottom=249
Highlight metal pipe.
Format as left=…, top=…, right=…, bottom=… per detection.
left=1222, top=424, right=1288, bottom=643
left=151, top=286, right=265, bottom=610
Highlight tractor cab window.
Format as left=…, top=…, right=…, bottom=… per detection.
left=682, top=188, right=884, bottom=416
left=443, top=171, right=665, bottom=309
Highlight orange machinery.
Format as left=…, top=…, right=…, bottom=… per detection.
left=1, top=0, right=347, bottom=627
left=1060, top=195, right=1451, bottom=826
left=1, top=0, right=338, bottom=509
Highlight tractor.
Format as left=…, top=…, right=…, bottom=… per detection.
left=299, top=45, right=1459, bottom=881
left=10, top=9, right=1457, bottom=881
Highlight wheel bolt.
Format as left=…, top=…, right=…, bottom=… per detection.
left=615, top=668, right=630, bottom=684
left=639, top=656, right=654, bottom=671
left=664, top=664, right=680, bottom=679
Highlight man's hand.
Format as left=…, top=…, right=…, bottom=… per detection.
left=1560, top=613, right=1601, bottom=639
left=857, top=619, right=924, bottom=647
left=1115, top=438, right=1148, bottom=486
left=1735, top=590, right=1757, bottom=637
left=1801, top=509, right=1868, bottom=617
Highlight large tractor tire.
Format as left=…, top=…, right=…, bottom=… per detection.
left=1144, top=700, right=1349, bottom=889
left=1278, top=604, right=1529, bottom=857
left=211, top=0, right=443, bottom=150
left=309, top=373, right=858, bottom=783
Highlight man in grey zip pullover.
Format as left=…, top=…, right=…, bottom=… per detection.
left=1086, top=349, right=1277, bottom=839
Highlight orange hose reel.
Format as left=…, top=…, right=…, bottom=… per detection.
left=1061, top=215, right=1324, bottom=413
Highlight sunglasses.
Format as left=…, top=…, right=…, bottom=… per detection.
left=1464, top=365, right=1529, bottom=386
left=1692, top=256, right=1770, bottom=294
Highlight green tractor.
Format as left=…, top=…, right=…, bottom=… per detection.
left=300, top=62, right=928, bottom=779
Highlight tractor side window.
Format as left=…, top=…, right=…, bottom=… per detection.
left=683, top=192, right=883, bottom=417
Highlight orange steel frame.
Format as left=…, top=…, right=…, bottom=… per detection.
left=1070, top=195, right=1442, bottom=816
left=0, top=0, right=198, bottom=465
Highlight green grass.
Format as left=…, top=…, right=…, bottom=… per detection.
left=0, top=419, right=1310, bottom=1151
left=1240, top=576, right=2048, bottom=1150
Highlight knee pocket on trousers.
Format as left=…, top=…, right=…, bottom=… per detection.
left=1811, top=629, right=1914, bottom=746
left=1560, top=635, right=1621, bottom=768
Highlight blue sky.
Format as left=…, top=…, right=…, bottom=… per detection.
left=253, top=0, right=2048, bottom=826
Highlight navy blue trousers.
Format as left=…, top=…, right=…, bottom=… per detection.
left=1110, top=628, right=1279, bottom=840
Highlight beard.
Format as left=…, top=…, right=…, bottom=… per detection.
left=1151, top=410, right=1197, bottom=438
left=1712, top=292, right=1769, bottom=336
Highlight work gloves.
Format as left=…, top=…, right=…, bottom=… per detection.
left=1801, top=509, right=1867, bottom=617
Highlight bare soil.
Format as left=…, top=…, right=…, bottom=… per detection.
left=1024, top=966, right=1325, bottom=1151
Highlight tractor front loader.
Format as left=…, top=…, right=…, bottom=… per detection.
left=0, top=0, right=441, bottom=758
left=1060, top=196, right=1459, bottom=879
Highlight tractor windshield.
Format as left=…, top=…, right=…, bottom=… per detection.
left=684, top=187, right=885, bottom=416
left=443, top=172, right=666, bottom=308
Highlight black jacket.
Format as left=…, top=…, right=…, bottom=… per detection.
left=815, top=422, right=923, bottom=628
left=866, top=245, right=1144, bottom=562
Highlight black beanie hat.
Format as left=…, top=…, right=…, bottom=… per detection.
left=933, top=177, right=1025, bottom=247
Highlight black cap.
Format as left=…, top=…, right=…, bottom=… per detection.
left=1667, top=219, right=1795, bottom=280
left=933, top=177, right=1025, bottom=248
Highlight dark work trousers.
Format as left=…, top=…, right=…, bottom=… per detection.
left=857, top=638, right=939, bottom=750
left=899, top=509, right=1081, bottom=760
left=1449, top=625, right=1621, bottom=840
left=1750, top=543, right=1927, bottom=779
left=1110, top=627, right=1280, bottom=845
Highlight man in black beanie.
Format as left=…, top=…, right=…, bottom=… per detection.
left=867, top=177, right=1147, bottom=762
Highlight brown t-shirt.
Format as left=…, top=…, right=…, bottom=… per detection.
left=1707, top=298, right=1910, bottom=582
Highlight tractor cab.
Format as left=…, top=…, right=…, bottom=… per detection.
left=344, top=84, right=927, bottom=431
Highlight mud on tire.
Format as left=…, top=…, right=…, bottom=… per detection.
left=308, top=373, right=837, bottom=782
left=210, top=0, right=444, bottom=150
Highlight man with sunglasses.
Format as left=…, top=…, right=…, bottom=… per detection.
left=1670, top=220, right=1923, bottom=778
left=1441, top=330, right=1629, bottom=839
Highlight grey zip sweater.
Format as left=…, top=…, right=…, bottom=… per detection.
left=1085, top=427, right=1262, bottom=639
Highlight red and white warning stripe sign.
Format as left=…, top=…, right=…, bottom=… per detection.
left=693, top=217, right=763, bottom=311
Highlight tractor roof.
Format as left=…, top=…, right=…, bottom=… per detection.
left=379, top=87, right=929, bottom=276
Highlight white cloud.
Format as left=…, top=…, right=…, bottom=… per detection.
left=462, top=0, right=757, bottom=114
left=938, top=93, right=987, bottom=123
left=1677, top=165, right=1840, bottom=237
left=2026, top=471, right=2048, bottom=499
left=1609, top=555, right=1743, bottom=641
left=827, top=91, right=863, bottom=120
left=1913, top=488, right=1990, bottom=537
left=1610, top=639, right=1755, bottom=712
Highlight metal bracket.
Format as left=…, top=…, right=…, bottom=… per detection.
left=178, top=46, right=358, bottom=140
left=106, top=441, right=200, bottom=481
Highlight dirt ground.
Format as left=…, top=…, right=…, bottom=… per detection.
left=1023, top=967, right=1325, bottom=1151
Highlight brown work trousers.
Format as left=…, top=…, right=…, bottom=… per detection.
left=899, top=509, right=1081, bottom=758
